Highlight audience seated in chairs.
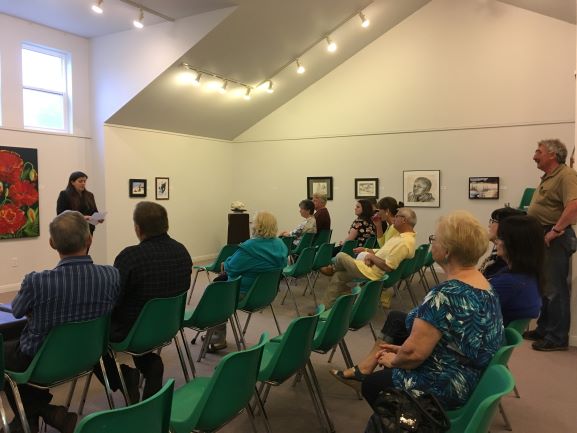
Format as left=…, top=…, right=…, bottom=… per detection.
left=279, top=199, right=317, bottom=245
left=330, top=211, right=503, bottom=411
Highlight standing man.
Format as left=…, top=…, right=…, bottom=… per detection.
left=102, top=201, right=192, bottom=402
left=312, top=192, right=331, bottom=231
left=6, top=211, right=119, bottom=433
left=525, top=139, right=577, bottom=351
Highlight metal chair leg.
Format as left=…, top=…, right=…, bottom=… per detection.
left=242, top=312, right=253, bottom=336
left=64, top=378, right=77, bottom=409
left=270, top=305, right=282, bottom=335
left=233, top=313, right=247, bottom=349
left=303, top=363, right=334, bottom=433
left=513, top=384, right=520, bottom=398
left=229, top=317, right=243, bottom=351
left=6, top=375, right=32, bottom=433
left=499, top=402, right=513, bottom=431
left=180, top=329, right=197, bottom=379
left=187, top=268, right=202, bottom=305
left=327, top=346, right=337, bottom=363
left=173, top=336, right=190, bottom=382
left=0, top=394, right=9, bottom=433
left=252, top=387, right=272, bottom=433
left=198, top=328, right=214, bottom=362
left=283, top=279, right=301, bottom=316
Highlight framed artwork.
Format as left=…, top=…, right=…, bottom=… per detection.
left=307, top=176, right=333, bottom=200
left=469, top=177, right=499, bottom=199
left=403, top=170, right=440, bottom=208
left=355, top=178, right=379, bottom=199
left=0, top=146, right=39, bottom=239
left=129, top=179, right=147, bottom=198
left=155, top=177, right=169, bottom=200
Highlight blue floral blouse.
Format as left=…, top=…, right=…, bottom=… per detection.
left=392, top=279, right=504, bottom=409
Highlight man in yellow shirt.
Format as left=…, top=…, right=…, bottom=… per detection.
left=321, top=208, right=417, bottom=308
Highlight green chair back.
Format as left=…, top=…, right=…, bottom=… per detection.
left=313, top=287, right=359, bottom=353
left=399, top=254, right=418, bottom=280
left=283, top=247, right=315, bottom=279
left=424, top=250, right=434, bottom=267
left=198, top=244, right=239, bottom=273
left=258, top=306, right=323, bottom=384
left=518, top=187, right=535, bottom=210
left=414, top=244, right=429, bottom=269
left=170, top=334, right=268, bottom=433
left=447, top=365, right=514, bottom=433
left=489, top=328, right=523, bottom=368
left=291, top=232, right=315, bottom=255
left=281, top=236, right=295, bottom=254
left=7, top=315, right=109, bottom=385
left=312, top=243, right=335, bottom=271
left=74, top=379, right=174, bottom=433
left=363, top=236, right=377, bottom=249
left=183, top=278, right=241, bottom=330
left=506, top=318, right=531, bottom=335
left=313, top=229, right=332, bottom=248
left=349, top=280, right=385, bottom=330
left=237, top=270, right=282, bottom=312
left=381, top=260, right=406, bottom=289
left=340, top=239, right=356, bottom=257
left=111, top=293, right=186, bottom=354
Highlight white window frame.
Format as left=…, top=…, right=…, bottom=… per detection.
left=21, top=43, right=72, bottom=133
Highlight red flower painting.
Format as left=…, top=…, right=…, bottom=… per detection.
left=0, top=147, right=39, bottom=239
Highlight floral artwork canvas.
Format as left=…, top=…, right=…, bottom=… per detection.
left=0, top=147, right=39, bottom=239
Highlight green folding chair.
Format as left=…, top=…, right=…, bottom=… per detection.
left=447, top=365, right=515, bottom=433
left=518, top=187, right=535, bottom=210
left=234, top=269, right=283, bottom=338
left=188, top=244, right=239, bottom=304
left=398, top=245, right=428, bottom=307
left=363, top=236, right=377, bottom=249
left=73, top=379, right=174, bottom=433
left=423, top=249, right=440, bottom=286
left=6, top=316, right=114, bottom=433
left=291, top=232, right=315, bottom=257
left=170, top=333, right=269, bottom=433
left=257, top=306, right=330, bottom=432
left=281, top=246, right=316, bottom=316
left=182, top=277, right=242, bottom=365
left=280, top=236, right=295, bottom=254
left=306, top=242, right=336, bottom=304
left=339, top=239, right=357, bottom=258
left=107, top=293, right=190, bottom=406
left=312, top=229, right=332, bottom=248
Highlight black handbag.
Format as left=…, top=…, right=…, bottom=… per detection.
left=364, top=388, right=450, bottom=433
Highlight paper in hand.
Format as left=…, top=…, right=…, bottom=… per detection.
left=88, top=211, right=107, bottom=225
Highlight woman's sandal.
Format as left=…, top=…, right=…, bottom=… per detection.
left=329, top=365, right=367, bottom=392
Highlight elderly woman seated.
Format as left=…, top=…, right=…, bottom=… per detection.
left=331, top=210, right=503, bottom=410
left=279, top=199, right=316, bottom=245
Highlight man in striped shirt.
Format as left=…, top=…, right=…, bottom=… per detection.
left=6, top=211, right=120, bottom=433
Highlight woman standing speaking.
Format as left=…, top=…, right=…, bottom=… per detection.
left=56, top=171, right=101, bottom=233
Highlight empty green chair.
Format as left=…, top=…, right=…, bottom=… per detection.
left=447, top=365, right=515, bottom=433
left=182, top=278, right=242, bottom=365
left=73, top=379, right=174, bottom=433
left=518, top=187, right=535, bottom=210
left=188, top=244, right=239, bottom=304
left=281, top=246, right=316, bottom=316
left=170, top=333, right=269, bottom=433
left=312, top=229, right=332, bottom=248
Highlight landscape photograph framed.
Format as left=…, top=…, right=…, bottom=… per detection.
left=355, top=178, right=379, bottom=199
left=129, top=179, right=147, bottom=198
left=469, top=177, right=499, bottom=199
left=307, top=176, right=333, bottom=200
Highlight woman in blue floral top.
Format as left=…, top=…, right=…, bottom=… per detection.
left=331, top=211, right=503, bottom=410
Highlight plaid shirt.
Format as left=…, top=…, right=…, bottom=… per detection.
left=12, top=256, right=120, bottom=356
left=111, top=233, right=192, bottom=340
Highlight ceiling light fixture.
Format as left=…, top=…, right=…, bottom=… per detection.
left=133, top=8, right=144, bottom=29
left=265, top=80, right=274, bottom=93
left=243, top=87, right=252, bottom=100
left=296, top=59, right=305, bottom=74
left=359, top=11, right=370, bottom=28
left=325, top=36, right=337, bottom=53
left=218, top=80, right=228, bottom=94
left=192, top=71, right=202, bottom=86
left=91, top=0, right=104, bottom=14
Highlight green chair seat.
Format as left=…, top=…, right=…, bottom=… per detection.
left=518, top=187, right=535, bottom=210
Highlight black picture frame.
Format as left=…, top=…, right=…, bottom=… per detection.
left=403, top=170, right=440, bottom=208
left=129, top=179, right=147, bottom=198
left=307, top=176, right=333, bottom=200
left=155, top=177, right=170, bottom=200
left=355, top=178, right=379, bottom=199
left=469, top=177, right=499, bottom=199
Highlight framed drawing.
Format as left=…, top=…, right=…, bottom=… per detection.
left=129, top=179, right=147, bottom=198
left=403, top=170, right=440, bottom=208
left=355, top=178, right=379, bottom=199
left=469, top=177, right=499, bottom=199
left=155, top=177, right=169, bottom=200
left=307, top=176, right=333, bottom=200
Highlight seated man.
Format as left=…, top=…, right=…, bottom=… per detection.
left=312, top=192, right=331, bottom=231
left=321, top=208, right=417, bottom=308
left=5, top=211, right=120, bottom=433
left=99, top=201, right=192, bottom=403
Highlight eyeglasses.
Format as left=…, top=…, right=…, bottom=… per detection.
left=428, top=234, right=436, bottom=244
left=489, top=218, right=498, bottom=224
left=395, top=214, right=406, bottom=220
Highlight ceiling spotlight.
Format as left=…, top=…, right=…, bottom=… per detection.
left=296, top=59, right=305, bottom=74
left=91, top=0, right=103, bottom=14
left=218, top=80, right=228, bottom=94
left=359, top=12, right=370, bottom=28
left=133, top=8, right=144, bottom=29
left=265, top=80, right=274, bottom=93
left=192, top=72, right=202, bottom=86
left=326, top=36, right=337, bottom=53
left=243, top=87, right=252, bottom=100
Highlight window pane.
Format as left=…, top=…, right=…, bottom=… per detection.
left=22, top=48, right=64, bottom=91
left=23, top=89, right=64, bottom=130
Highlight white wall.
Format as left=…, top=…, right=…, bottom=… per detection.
left=0, top=14, right=93, bottom=292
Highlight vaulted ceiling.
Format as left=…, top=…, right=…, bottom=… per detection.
left=1, top=0, right=575, bottom=140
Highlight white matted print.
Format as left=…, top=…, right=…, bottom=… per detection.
left=155, top=177, right=169, bottom=200
left=403, top=170, right=440, bottom=208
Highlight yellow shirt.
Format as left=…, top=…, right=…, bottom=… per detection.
left=377, top=225, right=399, bottom=247
left=356, top=232, right=416, bottom=280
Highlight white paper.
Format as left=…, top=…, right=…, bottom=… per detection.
left=88, top=211, right=107, bottom=225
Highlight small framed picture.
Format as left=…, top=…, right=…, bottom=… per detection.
left=469, top=177, right=500, bottom=199
left=129, top=179, right=147, bottom=198
left=155, top=177, right=170, bottom=200
left=355, top=178, right=379, bottom=199
left=307, top=176, right=333, bottom=200
left=404, top=170, right=440, bottom=208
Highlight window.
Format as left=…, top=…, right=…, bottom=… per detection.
left=22, top=44, right=71, bottom=132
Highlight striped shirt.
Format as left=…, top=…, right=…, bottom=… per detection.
left=12, top=255, right=120, bottom=356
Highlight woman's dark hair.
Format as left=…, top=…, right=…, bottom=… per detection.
left=357, top=199, right=374, bottom=223
left=299, top=199, right=315, bottom=216
left=491, top=206, right=525, bottom=222
left=497, top=215, right=544, bottom=292
left=64, top=171, right=96, bottom=211
left=377, top=197, right=403, bottom=215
